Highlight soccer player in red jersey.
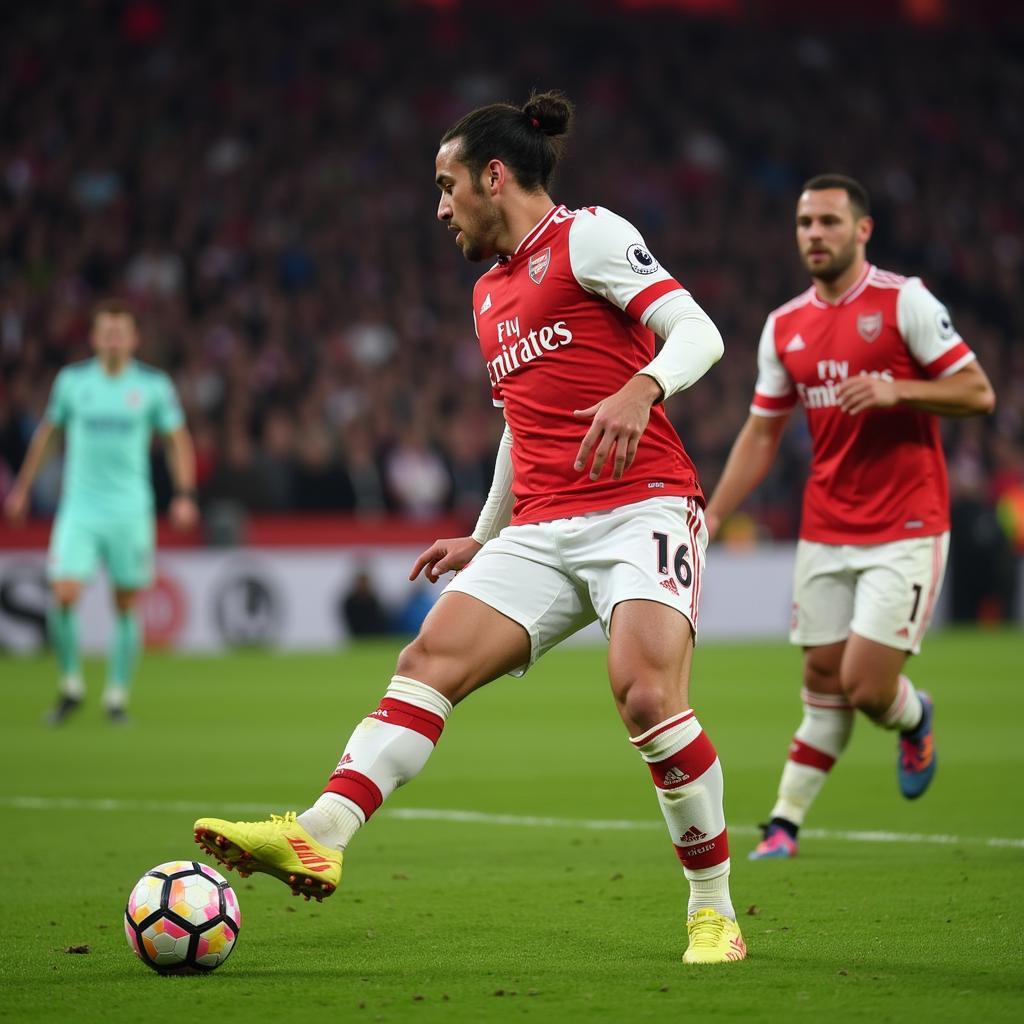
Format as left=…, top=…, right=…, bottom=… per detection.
left=195, top=91, right=747, bottom=964
left=704, top=175, right=995, bottom=860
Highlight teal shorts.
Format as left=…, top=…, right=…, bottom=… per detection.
left=48, top=513, right=155, bottom=590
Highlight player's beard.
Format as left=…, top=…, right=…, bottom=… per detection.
left=804, top=235, right=857, bottom=283
left=458, top=195, right=503, bottom=263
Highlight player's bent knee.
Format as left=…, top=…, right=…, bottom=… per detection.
left=802, top=646, right=843, bottom=694
left=394, top=633, right=468, bottom=702
left=803, top=661, right=836, bottom=692
left=394, top=635, right=432, bottom=680
left=52, top=581, right=82, bottom=607
left=615, top=679, right=679, bottom=732
left=839, top=671, right=891, bottom=717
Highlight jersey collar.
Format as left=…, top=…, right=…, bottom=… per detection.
left=809, top=262, right=873, bottom=308
left=510, top=204, right=565, bottom=259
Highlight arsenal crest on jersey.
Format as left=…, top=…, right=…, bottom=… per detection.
left=528, top=247, right=551, bottom=285
left=857, top=312, right=883, bottom=343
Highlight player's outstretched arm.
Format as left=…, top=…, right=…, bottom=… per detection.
left=163, top=426, right=200, bottom=531
left=836, top=361, right=995, bottom=418
left=704, top=413, right=789, bottom=539
left=3, top=419, right=60, bottom=524
left=409, top=422, right=514, bottom=584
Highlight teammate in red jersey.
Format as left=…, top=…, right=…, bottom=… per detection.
left=194, top=91, right=746, bottom=964
left=704, top=174, right=995, bottom=860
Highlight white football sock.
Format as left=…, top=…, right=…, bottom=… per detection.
left=881, top=675, right=923, bottom=732
left=297, top=795, right=363, bottom=850
left=631, top=711, right=735, bottom=920
left=299, top=676, right=452, bottom=851
left=771, top=689, right=855, bottom=827
left=61, top=673, right=85, bottom=700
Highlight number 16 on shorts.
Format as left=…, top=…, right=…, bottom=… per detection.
left=641, top=499, right=707, bottom=633
left=653, top=530, right=693, bottom=589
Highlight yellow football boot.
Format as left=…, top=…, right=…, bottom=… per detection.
left=682, top=908, right=748, bottom=964
left=194, top=811, right=342, bottom=902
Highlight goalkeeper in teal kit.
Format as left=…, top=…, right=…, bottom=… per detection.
left=4, top=301, right=198, bottom=722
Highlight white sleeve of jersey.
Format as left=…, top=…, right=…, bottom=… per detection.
left=471, top=424, right=515, bottom=545
left=750, top=314, right=797, bottom=418
left=567, top=207, right=687, bottom=323
left=897, top=277, right=975, bottom=379
left=638, top=291, right=724, bottom=400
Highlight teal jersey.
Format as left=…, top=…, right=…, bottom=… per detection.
left=46, top=358, right=184, bottom=521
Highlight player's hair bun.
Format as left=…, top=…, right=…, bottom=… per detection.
left=523, top=90, right=574, bottom=139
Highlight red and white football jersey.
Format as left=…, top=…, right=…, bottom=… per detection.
left=751, top=263, right=976, bottom=544
left=473, top=204, right=702, bottom=525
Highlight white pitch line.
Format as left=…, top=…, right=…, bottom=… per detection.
left=3, top=795, right=1023, bottom=850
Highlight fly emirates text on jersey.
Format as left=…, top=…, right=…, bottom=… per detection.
left=488, top=316, right=574, bottom=388
left=797, top=360, right=896, bottom=410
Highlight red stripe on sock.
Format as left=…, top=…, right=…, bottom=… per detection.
left=370, top=698, right=445, bottom=744
left=323, top=769, right=384, bottom=820
left=648, top=729, right=718, bottom=789
left=673, top=828, right=730, bottom=869
left=788, top=737, right=836, bottom=772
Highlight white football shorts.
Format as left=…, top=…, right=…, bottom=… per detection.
left=790, top=532, right=949, bottom=654
left=444, top=496, right=707, bottom=675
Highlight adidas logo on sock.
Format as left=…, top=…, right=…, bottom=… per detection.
left=336, top=753, right=354, bottom=768
left=661, top=766, right=690, bottom=786
left=679, top=825, right=709, bottom=844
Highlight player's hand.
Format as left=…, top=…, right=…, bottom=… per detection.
left=836, top=376, right=899, bottom=416
left=572, top=375, right=662, bottom=481
left=169, top=496, right=200, bottom=531
left=3, top=485, right=29, bottom=525
left=409, top=536, right=482, bottom=584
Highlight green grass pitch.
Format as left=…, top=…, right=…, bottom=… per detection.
left=1, top=630, right=1021, bottom=1022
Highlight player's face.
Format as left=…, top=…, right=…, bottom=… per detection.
left=795, top=189, right=871, bottom=282
left=92, top=313, right=139, bottom=367
left=435, top=140, right=502, bottom=262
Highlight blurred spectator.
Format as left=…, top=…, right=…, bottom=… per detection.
left=253, top=409, right=296, bottom=510
left=340, top=570, right=392, bottom=637
left=383, top=425, right=452, bottom=519
left=206, top=428, right=264, bottom=510
left=342, top=422, right=388, bottom=517
left=393, top=583, right=439, bottom=636
left=293, top=425, right=355, bottom=510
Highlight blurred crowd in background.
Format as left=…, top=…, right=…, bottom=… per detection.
left=1, top=1, right=1021, bottom=617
